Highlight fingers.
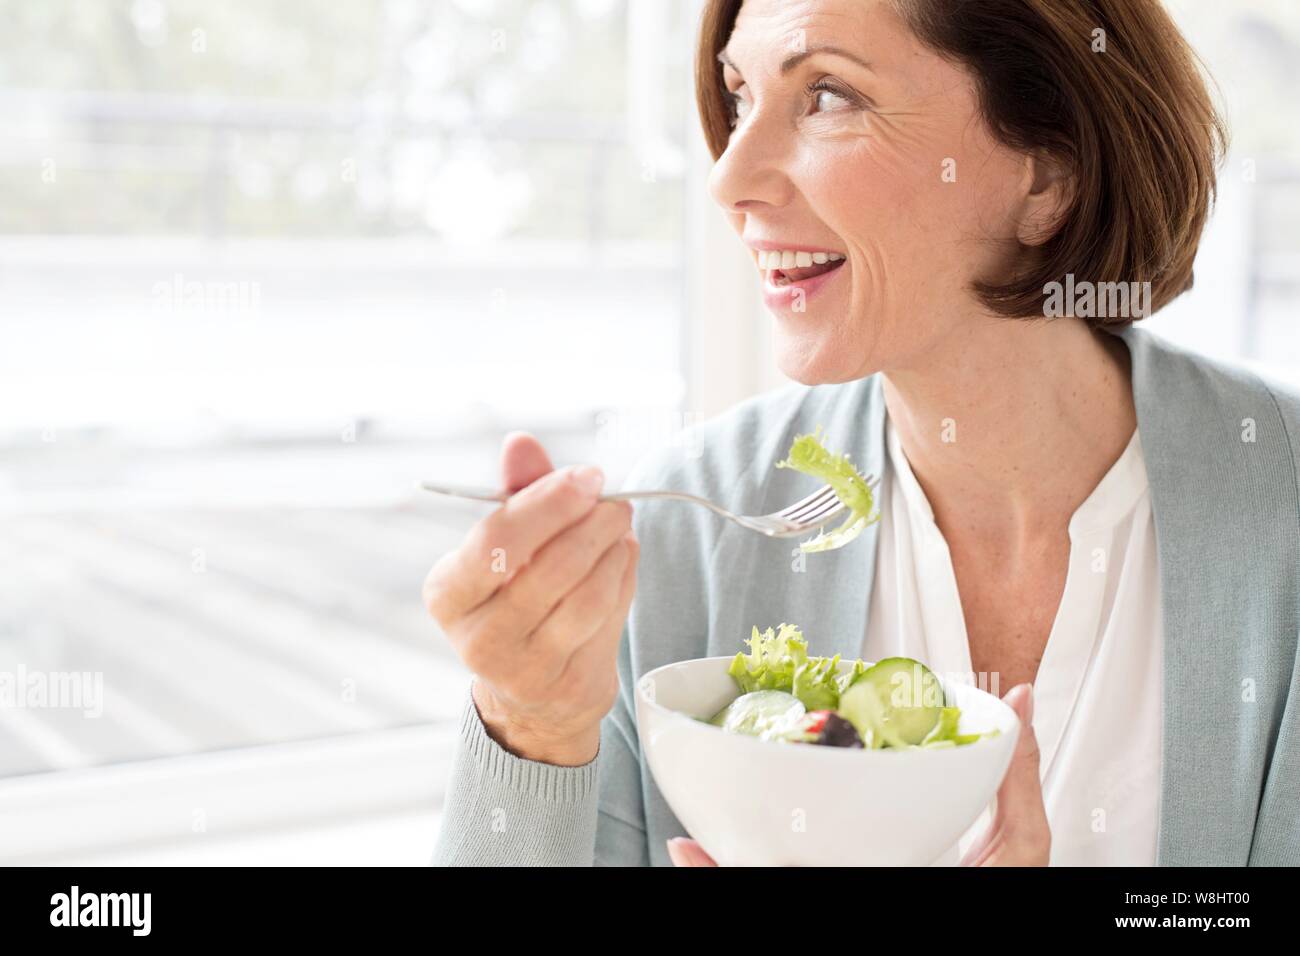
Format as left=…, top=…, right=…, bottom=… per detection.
left=422, top=436, right=641, bottom=764
left=614, top=532, right=639, bottom=625
left=959, top=684, right=1050, bottom=867
left=424, top=464, right=606, bottom=622
left=486, top=499, right=633, bottom=632
left=666, top=838, right=717, bottom=867
left=590, top=530, right=640, bottom=661
left=556, top=531, right=640, bottom=695
left=957, top=817, right=997, bottom=867
left=525, top=531, right=632, bottom=670
left=998, top=684, right=1045, bottom=816
left=500, top=431, right=554, bottom=494
left=994, top=683, right=1050, bottom=863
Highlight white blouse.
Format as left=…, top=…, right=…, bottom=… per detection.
left=864, top=412, right=1163, bottom=866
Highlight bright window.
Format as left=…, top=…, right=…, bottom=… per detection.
left=0, top=0, right=700, bottom=863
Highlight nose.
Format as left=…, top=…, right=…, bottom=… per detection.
left=706, top=110, right=795, bottom=215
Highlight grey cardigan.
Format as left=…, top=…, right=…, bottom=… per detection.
left=432, top=325, right=1300, bottom=866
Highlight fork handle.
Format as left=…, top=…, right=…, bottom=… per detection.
left=420, top=482, right=688, bottom=506
left=418, top=482, right=509, bottom=503
left=599, top=491, right=682, bottom=502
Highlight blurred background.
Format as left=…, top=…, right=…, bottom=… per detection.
left=0, top=0, right=1297, bottom=864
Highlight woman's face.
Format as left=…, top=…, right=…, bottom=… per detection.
left=708, top=0, right=1039, bottom=384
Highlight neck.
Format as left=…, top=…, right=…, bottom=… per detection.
left=880, top=316, right=1136, bottom=551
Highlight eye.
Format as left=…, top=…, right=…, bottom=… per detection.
left=725, top=76, right=864, bottom=129
left=806, top=78, right=861, bottom=115
left=726, top=85, right=752, bottom=127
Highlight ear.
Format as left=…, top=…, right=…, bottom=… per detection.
left=1015, top=151, right=1074, bottom=247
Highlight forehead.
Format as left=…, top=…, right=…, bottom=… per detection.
left=724, top=0, right=901, bottom=68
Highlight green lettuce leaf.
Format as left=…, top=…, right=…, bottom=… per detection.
left=836, top=658, right=870, bottom=695
left=727, top=623, right=848, bottom=711
left=916, top=706, right=1002, bottom=749
left=775, top=426, right=879, bottom=553
left=792, top=653, right=842, bottom=712
left=726, top=623, right=809, bottom=694
left=920, top=707, right=962, bottom=745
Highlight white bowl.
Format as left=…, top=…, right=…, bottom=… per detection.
left=635, top=656, right=1020, bottom=866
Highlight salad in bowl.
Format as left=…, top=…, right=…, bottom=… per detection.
left=707, top=623, right=1001, bottom=751
left=634, top=626, right=1018, bottom=866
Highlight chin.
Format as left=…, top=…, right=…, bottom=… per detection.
left=772, top=327, right=872, bottom=386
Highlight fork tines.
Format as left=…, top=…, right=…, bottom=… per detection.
left=778, top=484, right=842, bottom=523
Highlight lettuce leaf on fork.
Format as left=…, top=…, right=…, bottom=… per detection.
left=775, top=426, right=880, bottom=553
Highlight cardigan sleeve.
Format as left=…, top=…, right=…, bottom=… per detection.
left=430, top=623, right=649, bottom=867
left=430, top=686, right=600, bottom=867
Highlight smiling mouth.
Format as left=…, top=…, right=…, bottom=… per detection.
left=769, top=258, right=846, bottom=287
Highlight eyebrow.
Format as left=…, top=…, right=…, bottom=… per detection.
left=716, top=43, right=873, bottom=76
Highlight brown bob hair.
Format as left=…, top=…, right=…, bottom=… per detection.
left=694, top=0, right=1228, bottom=323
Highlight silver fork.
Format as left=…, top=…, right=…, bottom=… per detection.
left=418, top=477, right=877, bottom=538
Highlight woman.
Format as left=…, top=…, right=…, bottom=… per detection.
left=425, top=0, right=1300, bottom=866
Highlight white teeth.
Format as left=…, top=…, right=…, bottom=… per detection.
left=756, top=248, right=847, bottom=278
left=756, top=249, right=846, bottom=270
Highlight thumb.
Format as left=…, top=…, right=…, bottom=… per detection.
left=666, top=838, right=718, bottom=867
left=995, top=683, right=1046, bottom=825
left=499, top=431, right=555, bottom=494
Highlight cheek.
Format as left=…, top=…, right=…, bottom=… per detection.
left=815, top=139, right=1019, bottom=315
left=849, top=143, right=973, bottom=249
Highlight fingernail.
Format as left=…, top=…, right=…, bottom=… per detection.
left=665, top=838, right=686, bottom=866
left=1023, top=683, right=1035, bottom=723
left=572, top=465, right=604, bottom=496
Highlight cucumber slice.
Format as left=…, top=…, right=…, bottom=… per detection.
left=709, top=690, right=806, bottom=738
left=838, top=657, right=944, bottom=748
